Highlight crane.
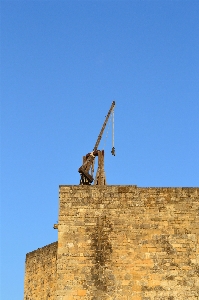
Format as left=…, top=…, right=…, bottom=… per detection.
left=78, top=101, right=116, bottom=185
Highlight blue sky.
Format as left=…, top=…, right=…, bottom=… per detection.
left=1, top=0, right=199, bottom=298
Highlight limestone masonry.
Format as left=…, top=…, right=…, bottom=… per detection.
left=24, top=185, right=199, bottom=300
left=24, top=242, right=57, bottom=299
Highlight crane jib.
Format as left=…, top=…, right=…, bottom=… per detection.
left=93, top=101, right=115, bottom=151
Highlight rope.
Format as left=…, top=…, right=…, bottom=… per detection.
left=112, top=109, right=114, bottom=148
left=103, top=113, right=112, bottom=149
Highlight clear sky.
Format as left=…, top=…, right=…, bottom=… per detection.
left=1, top=0, right=199, bottom=298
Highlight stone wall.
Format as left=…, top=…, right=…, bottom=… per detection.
left=24, top=242, right=57, bottom=300
left=57, top=185, right=199, bottom=300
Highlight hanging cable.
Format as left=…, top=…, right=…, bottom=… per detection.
left=103, top=113, right=112, bottom=150
left=111, top=108, right=115, bottom=156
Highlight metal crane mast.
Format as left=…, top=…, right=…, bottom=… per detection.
left=78, top=101, right=115, bottom=185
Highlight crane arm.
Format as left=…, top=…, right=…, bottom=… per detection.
left=93, top=101, right=115, bottom=151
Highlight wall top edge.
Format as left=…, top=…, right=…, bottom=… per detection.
left=59, top=185, right=199, bottom=189
left=25, top=241, right=58, bottom=260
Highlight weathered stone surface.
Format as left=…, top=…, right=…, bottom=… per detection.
left=24, top=242, right=57, bottom=300
left=57, top=186, right=199, bottom=300
left=24, top=185, right=199, bottom=300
